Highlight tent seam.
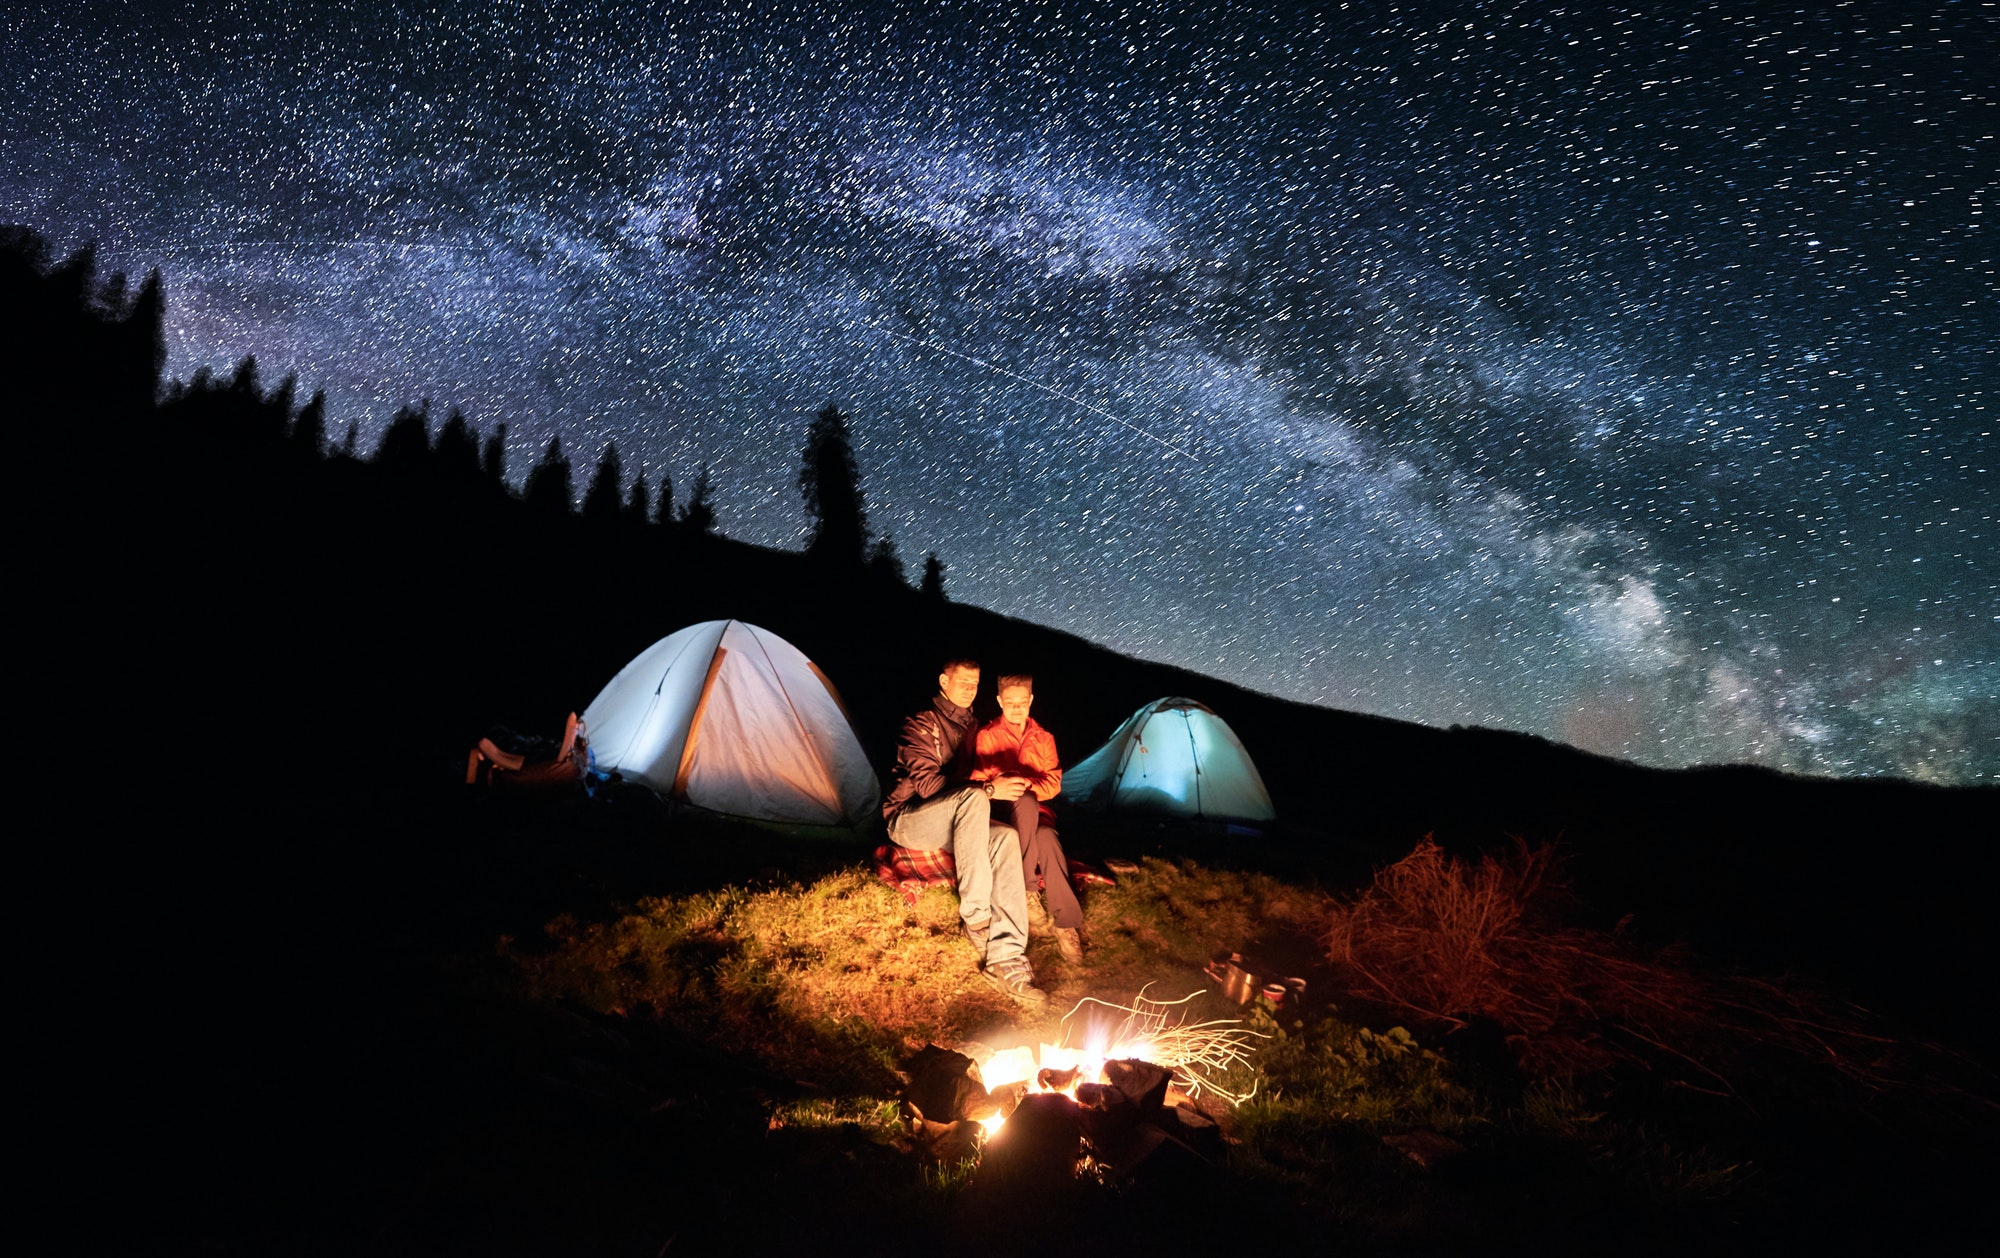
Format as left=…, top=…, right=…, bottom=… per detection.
left=741, top=624, right=845, bottom=823
left=605, top=629, right=706, bottom=769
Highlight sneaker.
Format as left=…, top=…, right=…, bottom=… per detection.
left=960, top=916, right=991, bottom=962
left=981, top=958, right=1048, bottom=1006
left=1053, top=927, right=1085, bottom=967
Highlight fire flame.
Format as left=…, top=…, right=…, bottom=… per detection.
left=971, top=988, right=1264, bottom=1135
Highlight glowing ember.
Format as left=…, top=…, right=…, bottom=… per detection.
left=972, top=988, right=1266, bottom=1135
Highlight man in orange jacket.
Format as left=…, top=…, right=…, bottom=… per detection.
left=971, top=674, right=1085, bottom=965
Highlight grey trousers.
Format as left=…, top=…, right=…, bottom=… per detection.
left=888, top=785, right=1029, bottom=966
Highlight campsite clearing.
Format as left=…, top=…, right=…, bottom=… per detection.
left=500, top=840, right=1996, bottom=1253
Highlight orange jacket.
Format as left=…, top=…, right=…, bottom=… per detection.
left=971, top=716, right=1062, bottom=800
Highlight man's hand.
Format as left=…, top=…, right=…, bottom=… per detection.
left=989, top=775, right=1032, bottom=802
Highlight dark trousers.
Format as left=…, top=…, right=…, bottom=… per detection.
left=1003, top=795, right=1084, bottom=929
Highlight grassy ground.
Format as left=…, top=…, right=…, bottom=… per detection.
left=497, top=837, right=1999, bottom=1254
left=76, top=769, right=1998, bottom=1256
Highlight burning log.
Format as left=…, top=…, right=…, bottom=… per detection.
left=1036, top=1064, right=1081, bottom=1092
left=909, top=1116, right=985, bottom=1162
left=1103, top=1059, right=1173, bottom=1112
left=1073, top=1081, right=1124, bottom=1113
left=976, top=1092, right=1084, bottom=1193
left=904, top=990, right=1263, bottom=1183
left=903, top=1045, right=999, bottom=1124
left=900, top=1045, right=1049, bottom=1157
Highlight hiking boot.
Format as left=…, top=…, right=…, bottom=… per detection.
left=1025, top=894, right=1052, bottom=935
left=960, top=916, right=991, bottom=963
left=981, top=958, right=1047, bottom=1006
left=1053, top=927, right=1085, bottom=967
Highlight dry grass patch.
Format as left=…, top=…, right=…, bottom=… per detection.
left=511, top=869, right=1080, bottom=1090
left=1320, top=837, right=1946, bottom=1093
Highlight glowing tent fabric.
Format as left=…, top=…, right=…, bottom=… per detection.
left=581, top=620, right=880, bottom=828
left=1059, top=698, right=1275, bottom=822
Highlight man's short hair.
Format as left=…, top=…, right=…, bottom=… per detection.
left=995, top=673, right=1033, bottom=693
left=939, top=657, right=980, bottom=676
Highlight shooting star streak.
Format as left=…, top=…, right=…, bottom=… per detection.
left=861, top=322, right=1196, bottom=461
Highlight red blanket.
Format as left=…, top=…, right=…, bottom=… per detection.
left=872, top=843, right=958, bottom=904
left=872, top=845, right=1117, bottom=904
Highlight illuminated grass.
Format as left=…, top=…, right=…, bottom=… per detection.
left=502, top=852, right=1980, bottom=1243
left=511, top=856, right=1330, bottom=1093
left=513, top=869, right=1073, bottom=1090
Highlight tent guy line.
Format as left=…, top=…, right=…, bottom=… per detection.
left=859, top=321, right=1199, bottom=461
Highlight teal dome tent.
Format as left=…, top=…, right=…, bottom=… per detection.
left=1059, top=697, right=1275, bottom=823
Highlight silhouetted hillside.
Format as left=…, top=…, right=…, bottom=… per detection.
left=11, top=225, right=1990, bottom=1050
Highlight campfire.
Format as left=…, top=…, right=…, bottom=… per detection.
left=903, top=987, right=1265, bottom=1162
left=977, top=989, right=1264, bottom=1130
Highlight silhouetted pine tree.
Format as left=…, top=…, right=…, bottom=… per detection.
left=524, top=436, right=573, bottom=514
left=116, top=269, right=165, bottom=415
left=867, top=534, right=906, bottom=586
left=0, top=230, right=50, bottom=375
left=679, top=464, right=716, bottom=534
left=95, top=269, right=128, bottom=318
left=921, top=552, right=947, bottom=601
left=211, top=354, right=287, bottom=443
left=799, top=403, right=869, bottom=565
left=582, top=442, right=625, bottom=522
left=339, top=422, right=360, bottom=459
left=230, top=354, right=261, bottom=398
left=291, top=389, right=327, bottom=457
left=654, top=467, right=676, bottom=527
left=45, top=239, right=95, bottom=313
left=626, top=472, right=651, bottom=523
left=433, top=408, right=482, bottom=485
left=2, top=230, right=164, bottom=422
left=4, top=228, right=68, bottom=440
left=268, top=372, right=298, bottom=432
left=482, top=423, right=508, bottom=485
left=0, top=223, right=53, bottom=278
left=376, top=401, right=433, bottom=471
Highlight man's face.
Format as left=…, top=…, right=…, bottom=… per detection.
left=998, top=684, right=1034, bottom=728
left=939, top=666, right=980, bottom=709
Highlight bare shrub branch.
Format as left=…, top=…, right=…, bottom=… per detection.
left=1318, top=836, right=1981, bottom=1099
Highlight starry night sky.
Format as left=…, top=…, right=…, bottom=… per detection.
left=5, top=1, right=1993, bottom=783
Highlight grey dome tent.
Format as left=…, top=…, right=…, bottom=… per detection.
left=1059, top=697, right=1275, bottom=822
left=581, top=619, right=880, bottom=828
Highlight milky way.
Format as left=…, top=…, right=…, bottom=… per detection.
left=5, top=1, right=1993, bottom=782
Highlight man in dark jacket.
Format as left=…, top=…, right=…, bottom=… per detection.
left=885, top=658, right=1045, bottom=1005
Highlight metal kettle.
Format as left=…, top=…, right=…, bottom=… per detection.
left=1205, top=951, right=1258, bottom=1005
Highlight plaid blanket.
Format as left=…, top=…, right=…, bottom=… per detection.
left=872, top=845, right=1118, bottom=904
left=873, top=843, right=958, bottom=905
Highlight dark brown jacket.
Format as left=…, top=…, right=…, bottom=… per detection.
left=882, top=694, right=978, bottom=821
